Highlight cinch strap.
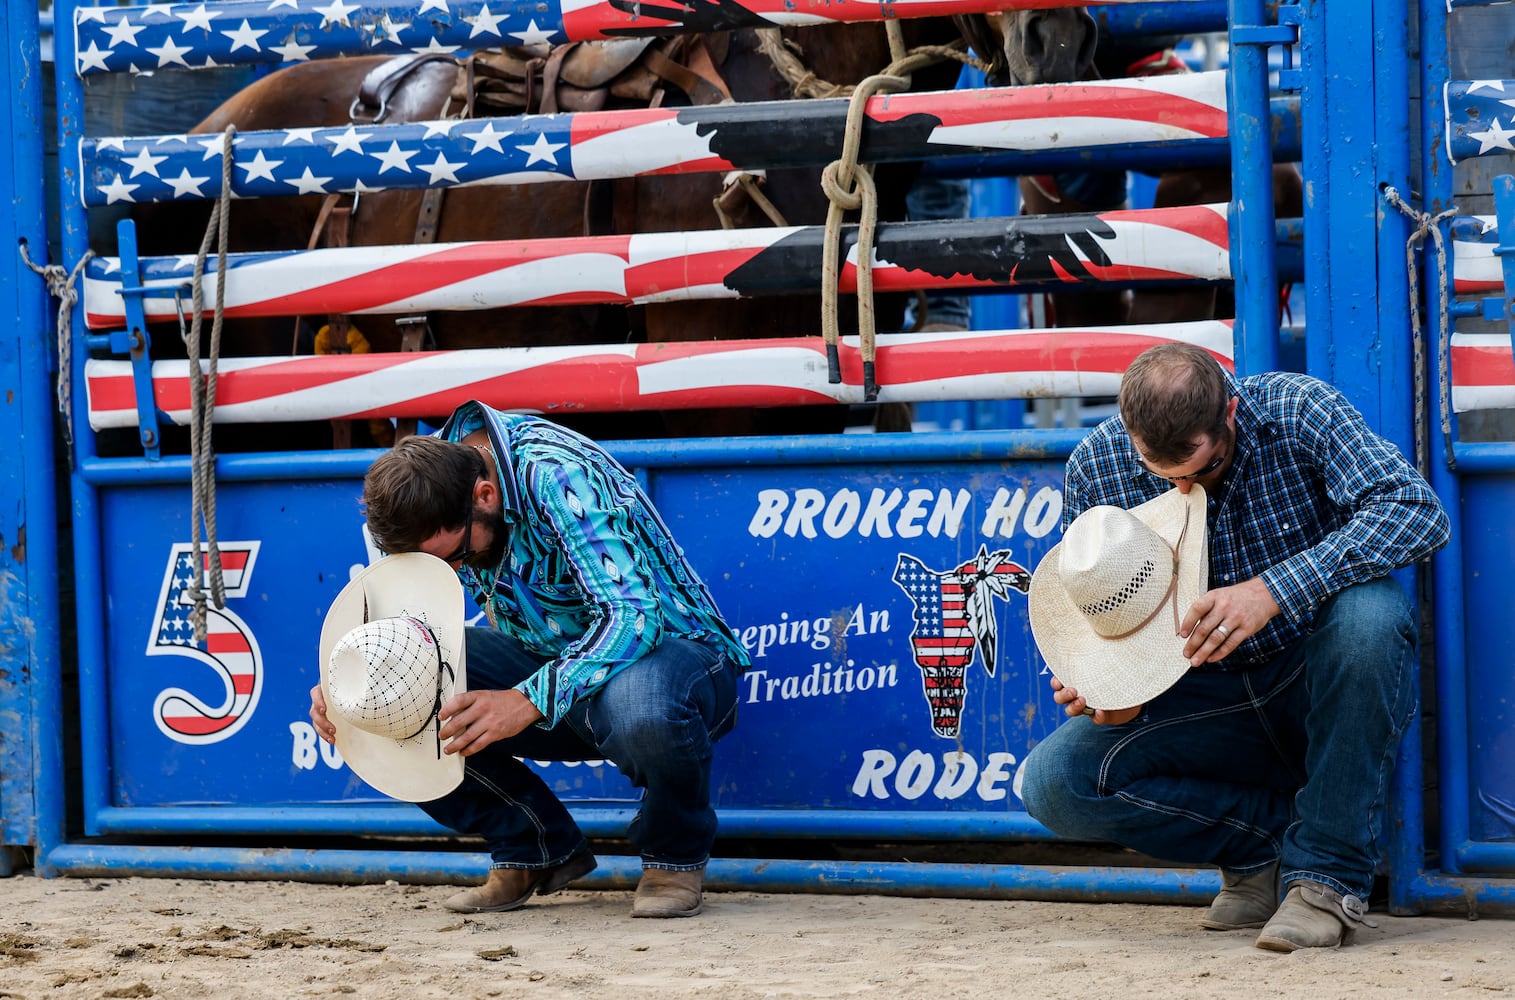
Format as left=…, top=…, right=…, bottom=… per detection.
left=400, top=619, right=455, bottom=760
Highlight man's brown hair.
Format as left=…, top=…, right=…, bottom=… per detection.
left=361, top=436, right=484, bottom=554
left=1117, top=343, right=1230, bottom=465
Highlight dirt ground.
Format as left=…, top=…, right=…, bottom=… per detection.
left=1, top=871, right=1511, bottom=1000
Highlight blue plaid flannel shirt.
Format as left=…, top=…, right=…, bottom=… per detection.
left=1062, top=371, right=1449, bottom=665
left=439, top=402, right=749, bottom=727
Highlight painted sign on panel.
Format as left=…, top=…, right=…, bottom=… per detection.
left=101, top=458, right=1067, bottom=816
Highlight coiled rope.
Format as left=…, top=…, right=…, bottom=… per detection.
left=185, top=126, right=236, bottom=642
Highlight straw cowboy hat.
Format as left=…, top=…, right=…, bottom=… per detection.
left=319, top=552, right=467, bottom=802
left=1028, top=486, right=1209, bottom=710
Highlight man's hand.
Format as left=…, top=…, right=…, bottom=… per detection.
left=439, top=689, right=545, bottom=757
left=1049, top=675, right=1142, bottom=725
left=309, top=684, right=336, bottom=744
left=1180, top=577, right=1281, bottom=665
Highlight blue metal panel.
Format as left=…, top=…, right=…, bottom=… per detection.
left=1408, top=0, right=1515, bottom=908
left=83, top=442, right=1072, bottom=831
left=19, top=0, right=1515, bottom=911
left=1453, top=472, right=1515, bottom=851
left=1299, top=0, right=1417, bottom=438
left=0, top=0, right=63, bottom=867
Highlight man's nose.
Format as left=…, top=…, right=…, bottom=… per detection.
left=1175, top=479, right=1197, bottom=495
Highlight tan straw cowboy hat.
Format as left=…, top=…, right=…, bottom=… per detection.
left=1028, top=486, right=1209, bottom=710
left=319, top=553, right=467, bottom=802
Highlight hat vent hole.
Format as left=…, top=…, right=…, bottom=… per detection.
left=1079, top=559, right=1156, bottom=617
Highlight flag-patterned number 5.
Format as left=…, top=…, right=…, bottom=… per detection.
left=146, top=542, right=264, bottom=745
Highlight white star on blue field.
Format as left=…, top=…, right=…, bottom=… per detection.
left=83, top=114, right=576, bottom=205
left=76, top=1, right=568, bottom=76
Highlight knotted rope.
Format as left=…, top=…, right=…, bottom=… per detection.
left=1382, top=186, right=1459, bottom=474
left=185, top=126, right=236, bottom=642
left=813, top=24, right=990, bottom=401
left=18, top=242, right=94, bottom=466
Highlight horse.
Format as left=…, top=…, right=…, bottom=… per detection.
left=128, top=20, right=968, bottom=448
left=958, top=7, right=1304, bottom=328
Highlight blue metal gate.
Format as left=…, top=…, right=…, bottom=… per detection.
left=2, top=0, right=1513, bottom=912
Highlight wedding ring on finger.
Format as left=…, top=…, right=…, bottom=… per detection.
left=1215, top=624, right=1231, bottom=639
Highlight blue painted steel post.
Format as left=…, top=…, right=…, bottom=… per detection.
left=50, top=0, right=115, bottom=841
left=1300, top=0, right=1416, bottom=433
left=1, top=0, right=65, bottom=874
left=1400, top=0, right=1462, bottom=909
left=1227, top=0, right=1283, bottom=375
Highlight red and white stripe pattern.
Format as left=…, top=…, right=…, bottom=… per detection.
left=81, top=71, right=1232, bottom=206
left=85, top=323, right=1236, bottom=428
left=82, top=204, right=1231, bottom=328
left=1453, top=216, right=1506, bottom=294
left=559, top=0, right=1138, bottom=35
left=153, top=608, right=260, bottom=741
left=920, top=71, right=1227, bottom=150
left=148, top=542, right=264, bottom=745
left=1451, top=333, right=1515, bottom=412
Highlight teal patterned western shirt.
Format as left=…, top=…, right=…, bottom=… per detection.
left=1063, top=371, right=1449, bottom=666
left=439, top=402, right=749, bottom=727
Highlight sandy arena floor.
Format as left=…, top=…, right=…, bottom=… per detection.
left=1, top=872, right=1511, bottom=999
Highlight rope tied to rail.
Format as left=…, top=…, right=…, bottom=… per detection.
left=774, top=21, right=986, bottom=403
left=1382, top=186, right=1459, bottom=475
left=185, top=126, right=236, bottom=642
left=18, top=242, right=95, bottom=467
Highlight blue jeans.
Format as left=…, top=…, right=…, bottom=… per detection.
left=418, top=627, right=741, bottom=872
left=1020, top=578, right=1417, bottom=900
left=904, top=174, right=973, bottom=329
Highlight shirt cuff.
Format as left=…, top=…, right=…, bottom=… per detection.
left=515, top=669, right=563, bottom=729
left=1260, top=552, right=1333, bottom=629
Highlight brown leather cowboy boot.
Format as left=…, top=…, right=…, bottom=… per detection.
left=1254, top=882, right=1377, bottom=952
left=444, top=847, right=597, bottom=913
left=631, top=867, right=704, bottom=918
left=1200, top=861, right=1280, bottom=930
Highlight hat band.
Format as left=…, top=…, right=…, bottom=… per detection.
left=1099, top=570, right=1179, bottom=641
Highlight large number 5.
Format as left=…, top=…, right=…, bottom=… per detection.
left=145, top=542, right=264, bottom=745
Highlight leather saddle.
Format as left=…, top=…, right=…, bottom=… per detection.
left=460, top=34, right=732, bottom=115
left=349, top=34, right=732, bottom=123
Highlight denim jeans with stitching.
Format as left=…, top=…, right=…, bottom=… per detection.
left=1019, top=578, right=1417, bottom=900
left=418, top=626, right=741, bottom=872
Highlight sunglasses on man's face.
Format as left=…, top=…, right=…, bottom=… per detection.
left=1141, top=430, right=1230, bottom=484
left=441, top=502, right=475, bottom=565
left=1159, top=449, right=1228, bottom=484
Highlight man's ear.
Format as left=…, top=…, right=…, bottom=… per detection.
left=1225, top=396, right=1240, bottom=426
left=473, top=475, right=498, bottom=508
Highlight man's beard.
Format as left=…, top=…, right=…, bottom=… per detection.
left=463, top=505, right=508, bottom=572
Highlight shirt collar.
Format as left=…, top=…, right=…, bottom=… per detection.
left=438, top=400, right=524, bottom=520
